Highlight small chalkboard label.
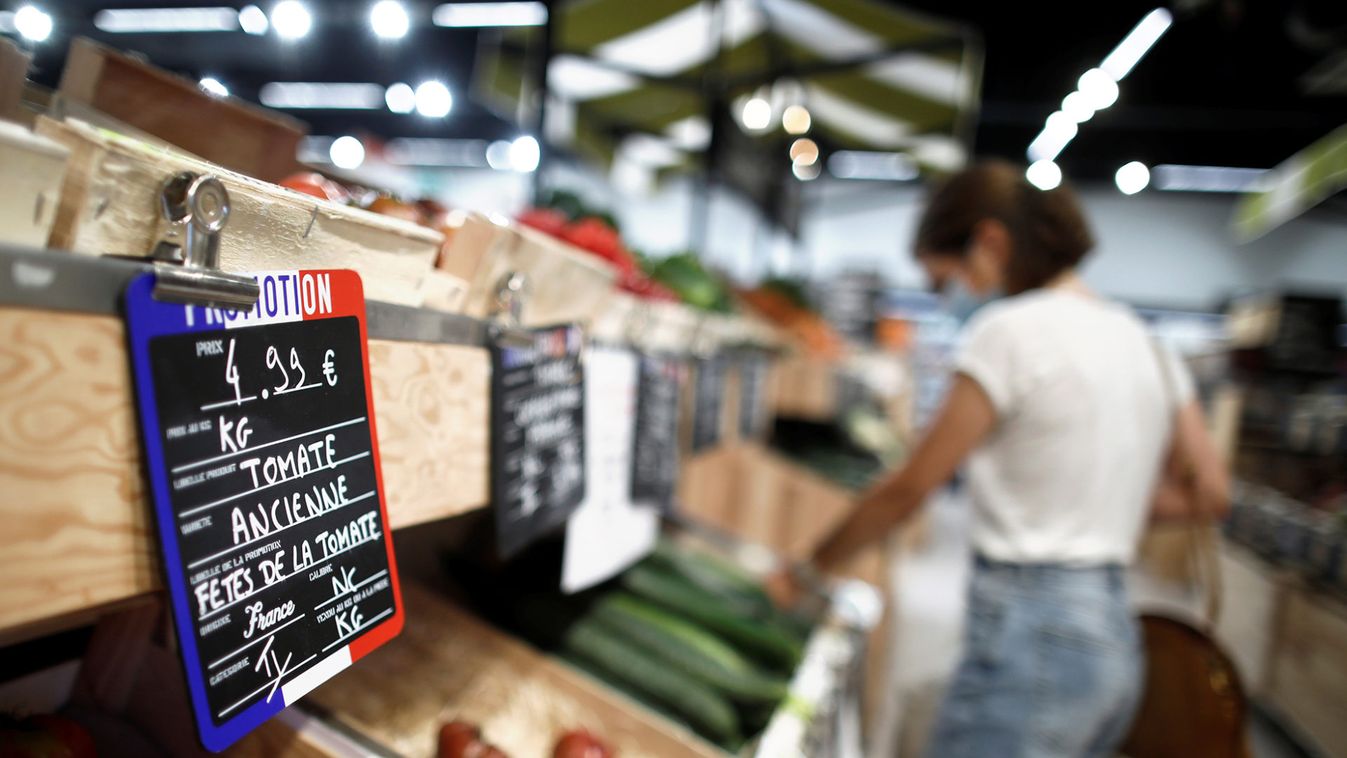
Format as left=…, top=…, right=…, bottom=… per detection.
left=490, top=324, right=586, bottom=558
left=691, top=356, right=727, bottom=452
left=631, top=353, right=684, bottom=511
left=124, top=270, right=403, bottom=753
left=738, top=351, right=772, bottom=441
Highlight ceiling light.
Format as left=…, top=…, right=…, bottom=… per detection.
left=369, top=0, right=409, bottom=39
left=1026, top=160, right=1062, bottom=191
left=741, top=97, right=771, bottom=131
left=509, top=135, right=540, bottom=172
left=782, top=105, right=811, bottom=135
left=1152, top=164, right=1269, bottom=193
left=827, top=151, right=918, bottom=181
left=199, top=77, right=229, bottom=97
left=789, top=138, right=819, bottom=166
left=259, top=82, right=384, bottom=109
left=93, top=7, right=238, bottom=33
left=14, top=6, right=53, bottom=42
left=1060, top=91, right=1094, bottom=124
left=792, top=161, right=821, bottom=181
left=1027, top=112, right=1079, bottom=162
left=329, top=136, right=365, bottom=169
left=239, top=5, right=268, bottom=34
left=1100, top=8, right=1173, bottom=82
left=414, top=81, right=452, bottom=118
left=271, top=1, right=311, bottom=39
left=485, top=140, right=512, bottom=170
left=1114, top=161, right=1149, bottom=195
left=432, top=2, right=546, bottom=27
left=385, top=82, right=415, bottom=113
left=1077, top=68, right=1119, bottom=110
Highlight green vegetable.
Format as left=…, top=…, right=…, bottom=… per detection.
left=560, top=615, right=741, bottom=745
left=621, top=563, right=803, bottom=670
left=648, top=253, right=734, bottom=313
left=589, top=593, right=788, bottom=703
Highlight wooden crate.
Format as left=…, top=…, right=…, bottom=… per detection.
left=37, top=116, right=442, bottom=307
left=0, top=307, right=489, bottom=642
left=293, top=584, right=722, bottom=758
left=438, top=212, right=616, bottom=327
left=57, top=38, right=306, bottom=183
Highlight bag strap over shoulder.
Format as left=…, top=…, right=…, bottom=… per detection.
left=1151, top=339, right=1223, bottom=629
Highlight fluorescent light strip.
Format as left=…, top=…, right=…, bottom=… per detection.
left=385, top=138, right=490, bottom=167
left=259, top=82, right=385, bottom=110
left=1099, top=8, right=1173, bottom=82
left=93, top=7, right=239, bottom=33
left=827, top=151, right=918, bottom=181
left=432, top=2, right=546, bottom=27
left=1152, top=164, right=1269, bottom=193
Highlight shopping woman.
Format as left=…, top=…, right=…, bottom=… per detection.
left=776, top=160, right=1230, bottom=757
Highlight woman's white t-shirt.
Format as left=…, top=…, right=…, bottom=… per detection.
left=954, top=289, right=1195, bottom=565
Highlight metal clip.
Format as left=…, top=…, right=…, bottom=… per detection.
left=149, top=171, right=259, bottom=308
left=488, top=271, right=535, bottom=348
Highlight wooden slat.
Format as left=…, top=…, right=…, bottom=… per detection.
left=37, top=116, right=440, bottom=307
left=303, top=583, right=722, bottom=758
left=58, top=38, right=306, bottom=183
left=0, top=308, right=490, bottom=639
left=439, top=213, right=617, bottom=327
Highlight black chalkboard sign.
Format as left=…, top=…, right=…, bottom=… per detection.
left=690, top=356, right=727, bottom=452
left=124, top=270, right=402, bottom=752
left=490, top=325, right=586, bottom=558
left=631, top=353, right=684, bottom=511
left=738, top=352, right=772, bottom=440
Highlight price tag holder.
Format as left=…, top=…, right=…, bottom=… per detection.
left=630, top=352, right=684, bottom=511
left=124, top=269, right=403, bottom=752
left=691, top=355, right=727, bottom=452
left=561, top=346, right=658, bottom=593
left=490, top=324, right=586, bottom=558
left=738, top=351, right=772, bottom=441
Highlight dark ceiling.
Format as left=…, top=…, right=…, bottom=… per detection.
left=11, top=0, right=1347, bottom=181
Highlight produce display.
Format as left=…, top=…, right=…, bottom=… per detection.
left=736, top=278, right=845, bottom=358
left=453, top=538, right=810, bottom=752
left=518, top=191, right=678, bottom=302
left=769, top=417, right=889, bottom=492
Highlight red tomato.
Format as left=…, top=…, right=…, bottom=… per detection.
left=517, top=208, right=570, bottom=238
left=367, top=196, right=423, bottom=224
left=279, top=172, right=349, bottom=203
left=438, top=722, right=482, bottom=758
left=553, top=729, right=612, bottom=758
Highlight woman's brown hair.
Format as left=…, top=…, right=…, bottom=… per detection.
left=914, top=159, right=1095, bottom=294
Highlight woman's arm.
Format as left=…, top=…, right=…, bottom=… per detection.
left=1149, top=398, right=1231, bottom=523
left=811, top=373, right=998, bottom=574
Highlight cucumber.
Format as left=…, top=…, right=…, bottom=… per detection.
left=560, top=616, right=741, bottom=745
left=588, top=593, right=788, bottom=703
left=621, top=563, right=804, bottom=670
left=648, top=541, right=775, bottom=616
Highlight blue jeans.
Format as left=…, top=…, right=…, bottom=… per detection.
left=924, top=555, right=1143, bottom=758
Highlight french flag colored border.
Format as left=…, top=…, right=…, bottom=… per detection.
left=124, top=269, right=404, bottom=752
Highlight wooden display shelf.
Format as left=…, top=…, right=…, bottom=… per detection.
left=0, top=305, right=490, bottom=642
left=267, top=583, right=722, bottom=758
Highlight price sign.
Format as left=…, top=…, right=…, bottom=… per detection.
left=124, top=270, right=402, bottom=752
left=490, top=325, right=586, bottom=558
left=690, top=356, right=727, bottom=452
left=630, top=353, right=684, bottom=511
left=738, top=351, right=772, bottom=441
left=561, top=346, right=658, bottom=593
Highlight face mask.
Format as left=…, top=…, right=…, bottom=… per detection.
left=942, top=279, right=1003, bottom=324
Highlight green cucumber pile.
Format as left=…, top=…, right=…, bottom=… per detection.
left=510, top=539, right=810, bottom=751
